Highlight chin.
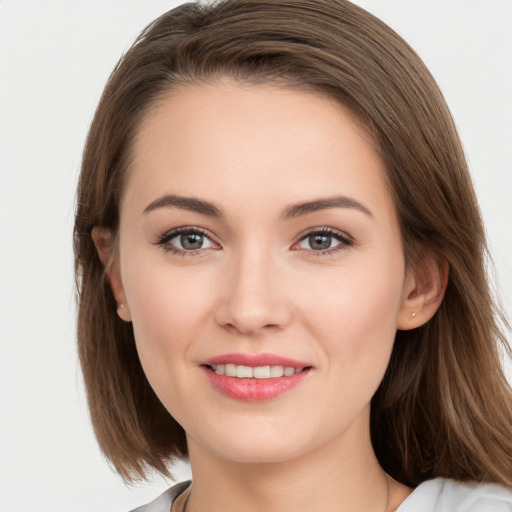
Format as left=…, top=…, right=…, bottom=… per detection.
left=188, top=425, right=319, bottom=466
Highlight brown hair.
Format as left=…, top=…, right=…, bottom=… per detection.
left=74, top=0, right=512, bottom=485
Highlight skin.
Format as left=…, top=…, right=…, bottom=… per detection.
left=94, top=80, right=445, bottom=511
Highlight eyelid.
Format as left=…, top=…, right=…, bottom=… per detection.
left=297, top=226, right=353, bottom=241
left=153, top=226, right=221, bottom=255
left=292, top=227, right=354, bottom=254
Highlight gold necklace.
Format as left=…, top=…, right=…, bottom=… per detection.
left=383, top=474, right=390, bottom=512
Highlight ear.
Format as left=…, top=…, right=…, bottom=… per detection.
left=397, top=254, right=448, bottom=330
left=91, top=226, right=132, bottom=322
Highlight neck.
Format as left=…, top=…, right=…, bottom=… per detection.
left=184, top=412, right=397, bottom=512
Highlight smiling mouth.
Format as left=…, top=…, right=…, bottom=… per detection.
left=208, top=364, right=308, bottom=379
left=203, top=357, right=313, bottom=401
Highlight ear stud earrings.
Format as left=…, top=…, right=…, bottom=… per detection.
left=116, top=302, right=132, bottom=323
left=411, top=312, right=416, bottom=318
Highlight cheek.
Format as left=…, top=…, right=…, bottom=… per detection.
left=298, top=254, right=404, bottom=388
left=121, top=257, right=214, bottom=384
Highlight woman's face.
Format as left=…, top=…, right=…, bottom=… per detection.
left=114, top=81, right=416, bottom=464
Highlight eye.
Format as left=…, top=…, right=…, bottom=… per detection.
left=295, top=228, right=353, bottom=254
left=155, top=227, right=218, bottom=254
left=172, top=231, right=213, bottom=250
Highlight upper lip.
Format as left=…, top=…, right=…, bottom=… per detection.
left=202, top=352, right=311, bottom=369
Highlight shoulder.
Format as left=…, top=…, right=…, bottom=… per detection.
left=129, top=481, right=191, bottom=512
left=397, top=478, right=512, bottom=512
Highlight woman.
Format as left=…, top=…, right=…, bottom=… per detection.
left=74, top=1, right=512, bottom=510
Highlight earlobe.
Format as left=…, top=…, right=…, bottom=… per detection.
left=397, top=256, right=448, bottom=331
left=91, top=226, right=132, bottom=323
left=116, top=302, right=132, bottom=323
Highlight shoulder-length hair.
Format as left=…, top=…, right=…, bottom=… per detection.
left=74, top=0, right=512, bottom=484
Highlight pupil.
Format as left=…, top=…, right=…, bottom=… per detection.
left=309, top=234, right=331, bottom=250
left=181, top=233, right=203, bottom=250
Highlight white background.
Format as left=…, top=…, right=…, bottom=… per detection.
left=0, top=1, right=511, bottom=511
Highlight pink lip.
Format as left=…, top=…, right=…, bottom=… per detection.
left=203, top=352, right=310, bottom=368
left=202, top=353, right=312, bottom=402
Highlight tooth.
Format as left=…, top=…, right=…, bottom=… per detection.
left=270, top=366, right=284, bottom=377
left=253, top=366, right=271, bottom=379
left=236, top=365, right=254, bottom=378
left=225, top=364, right=237, bottom=377
left=213, top=363, right=302, bottom=379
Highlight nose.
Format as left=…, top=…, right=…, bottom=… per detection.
left=214, top=247, right=292, bottom=336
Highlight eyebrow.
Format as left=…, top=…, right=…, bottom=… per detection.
left=282, top=195, right=372, bottom=219
left=143, top=194, right=223, bottom=217
left=142, top=193, right=372, bottom=219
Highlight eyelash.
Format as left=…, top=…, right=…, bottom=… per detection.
left=154, top=226, right=354, bottom=256
left=154, top=226, right=219, bottom=256
left=293, top=227, right=354, bottom=256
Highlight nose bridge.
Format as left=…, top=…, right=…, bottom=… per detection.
left=215, top=240, right=290, bottom=334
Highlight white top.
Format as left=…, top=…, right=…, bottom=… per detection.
left=130, top=478, right=512, bottom=512
left=397, top=478, right=512, bottom=511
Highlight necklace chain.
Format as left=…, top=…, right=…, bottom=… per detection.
left=383, top=474, right=390, bottom=512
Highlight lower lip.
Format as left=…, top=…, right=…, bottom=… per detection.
left=203, top=367, right=310, bottom=402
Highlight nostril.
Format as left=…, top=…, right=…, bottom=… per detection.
left=214, top=289, right=292, bottom=334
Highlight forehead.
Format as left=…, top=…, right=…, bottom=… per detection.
left=123, top=80, right=392, bottom=219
